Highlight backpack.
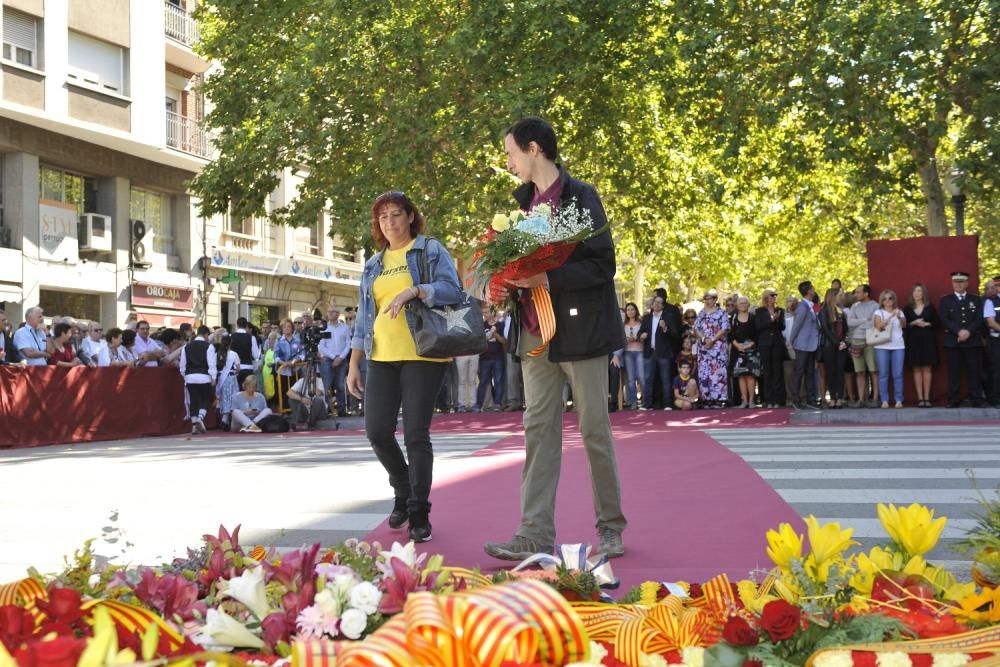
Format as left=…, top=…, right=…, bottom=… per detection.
left=257, top=414, right=290, bottom=433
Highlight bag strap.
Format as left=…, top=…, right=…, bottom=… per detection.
left=418, top=237, right=433, bottom=285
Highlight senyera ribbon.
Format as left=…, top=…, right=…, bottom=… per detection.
left=527, top=286, right=557, bottom=357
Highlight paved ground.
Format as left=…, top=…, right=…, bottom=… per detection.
left=2, top=419, right=997, bottom=583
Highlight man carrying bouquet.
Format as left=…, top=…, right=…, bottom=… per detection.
left=484, top=117, right=628, bottom=561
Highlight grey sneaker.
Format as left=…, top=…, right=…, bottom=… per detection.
left=483, top=535, right=553, bottom=561
left=597, top=526, right=625, bottom=558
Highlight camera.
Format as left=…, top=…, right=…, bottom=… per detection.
left=302, top=325, right=331, bottom=355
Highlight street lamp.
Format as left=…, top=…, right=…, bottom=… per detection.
left=943, top=166, right=966, bottom=236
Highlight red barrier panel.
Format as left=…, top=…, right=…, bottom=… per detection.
left=866, top=235, right=980, bottom=405
left=0, top=366, right=189, bottom=448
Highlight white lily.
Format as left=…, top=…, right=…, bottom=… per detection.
left=219, top=566, right=270, bottom=619
left=204, top=608, right=266, bottom=649
left=314, top=588, right=343, bottom=618
left=379, top=541, right=417, bottom=567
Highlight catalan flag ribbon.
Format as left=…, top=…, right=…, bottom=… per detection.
left=291, top=579, right=589, bottom=667
left=526, top=286, right=557, bottom=358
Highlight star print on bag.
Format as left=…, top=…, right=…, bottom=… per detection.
left=431, top=305, right=473, bottom=333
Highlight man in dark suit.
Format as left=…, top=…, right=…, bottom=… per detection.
left=638, top=294, right=681, bottom=409
left=940, top=271, right=986, bottom=407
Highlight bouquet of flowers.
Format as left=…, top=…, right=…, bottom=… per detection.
left=470, top=200, right=605, bottom=305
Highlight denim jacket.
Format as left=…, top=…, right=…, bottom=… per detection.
left=351, top=234, right=465, bottom=359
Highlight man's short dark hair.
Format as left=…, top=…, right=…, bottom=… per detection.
left=179, top=323, right=192, bottom=332
left=859, top=284, right=871, bottom=297
left=197, top=325, right=211, bottom=337
left=506, top=117, right=558, bottom=161
left=236, top=317, right=248, bottom=328
left=159, top=328, right=180, bottom=346
left=53, top=322, right=71, bottom=338
left=798, top=281, right=813, bottom=297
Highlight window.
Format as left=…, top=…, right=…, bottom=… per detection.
left=39, top=166, right=97, bottom=219
left=226, top=212, right=255, bottom=236
left=40, top=290, right=102, bottom=322
left=295, top=213, right=322, bottom=255
left=130, top=188, right=173, bottom=256
left=2, top=8, right=39, bottom=69
left=67, top=31, right=127, bottom=95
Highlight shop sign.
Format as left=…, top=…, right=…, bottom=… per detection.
left=133, top=310, right=195, bottom=328
left=39, top=199, right=79, bottom=264
left=131, top=282, right=194, bottom=310
left=286, top=258, right=361, bottom=283
left=210, top=248, right=281, bottom=275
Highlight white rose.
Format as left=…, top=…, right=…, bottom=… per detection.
left=876, top=652, right=913, bottom=667
left=681, top=647, right=705, bottom=667
left=314, top=588, right=342, bottom=618
left=932, top=654, right=971, bottom=667
left=339, top=607, right=368, bottom=640
left=349, top=581, right=382, bottom=615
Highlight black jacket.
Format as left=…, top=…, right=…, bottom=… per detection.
left=940, top=293, right=984, bottom=348
left=638, top=309, right=681, bottom=359
left=508, top=167, right=626, bottom=363
left=818, top=308, right=846, bottom=349
left=754, top=307, right=785, bottom=347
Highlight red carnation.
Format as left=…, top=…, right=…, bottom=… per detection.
left=35, top=587, right=84, bottom=626
left=722, top=616, right=759, bottom=646
left=909, top=655, right=934, bottom=667
left=851, top=651, right=878, bottom=667
left=759, top=599, right=801, bottom=642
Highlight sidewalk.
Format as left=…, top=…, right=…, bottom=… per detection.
left=790, top=405, right=1000, bottom=425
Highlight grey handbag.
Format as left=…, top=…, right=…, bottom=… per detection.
left=406, top=240, right=488, bottom=359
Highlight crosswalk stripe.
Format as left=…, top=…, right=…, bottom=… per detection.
left=740, top=453, right=1000, bottom=462
left=757, top=468, right=1000, bottom=479
left=778, top=489, right=985, bottom=504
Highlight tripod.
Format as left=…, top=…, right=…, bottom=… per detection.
left=296, top=353, right=340, bottom=431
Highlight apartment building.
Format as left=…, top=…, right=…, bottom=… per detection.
left=0, top=0, right=362, bottom=331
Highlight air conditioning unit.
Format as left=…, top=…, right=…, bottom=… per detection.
left=79, top=213, right=112, bottom=252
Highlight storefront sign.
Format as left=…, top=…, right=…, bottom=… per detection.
left=133, top=310, right=195, bottom=328
left=39, top=199, right=79, bottom=264
left=286, top=258, right=361, bottom=283
left=131, top=282, right=195, bottom=310
left=210, top=248, right=281, bottom=275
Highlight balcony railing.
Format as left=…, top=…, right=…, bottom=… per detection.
left=164, top=1, right=200, bottom=47
left=166, top=111, right=211, bottom=158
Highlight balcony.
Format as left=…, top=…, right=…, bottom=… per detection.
left=164, top=1, right=200, bottom=47
left=165, top=111, right=211, bottom=158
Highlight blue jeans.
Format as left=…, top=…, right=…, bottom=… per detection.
left=643, top=354, right=672, bottom=409
left=875, top=348, right=905, bottom=403
left=623, top=351, right=645, bottom=406
left=476, top=357, right=505, bottom=409
left=320, top=357, right=348, bottom=414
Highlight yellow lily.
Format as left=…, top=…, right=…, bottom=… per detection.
left=805, top=516, right=858, bottom=566
left=737, top=579, right=779, bottom=614
left=0, top=640, right=15, bottom=667
left=850, top=547, right=899, bottom=595
left=766, top=523, right=803, bottom=570
left=78, top=607, right=137, bottom=667
left=877, top=503, right=947, bottom=557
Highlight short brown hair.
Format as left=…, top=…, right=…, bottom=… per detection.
left=370, top=191, right=424, bottom=250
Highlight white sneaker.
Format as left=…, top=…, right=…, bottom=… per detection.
left=194, top=417, right=207, bottom=434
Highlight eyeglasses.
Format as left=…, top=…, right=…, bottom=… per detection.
left=294, top=320, right=303, bottom=325
left=93, top=328, right=104, bottom=333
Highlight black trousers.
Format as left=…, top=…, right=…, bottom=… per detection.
left=989, top=338, right=1000, bottom=405
left=946, top=346, right=984, bottom=403
left=364, top=360, right=447, bottom=516
left=821, top=345, right=848, bottom=401
left=790, top=349, right=817, bottom=403
left=759, top=344, right=786, bottom=406
left=186, top=382, right=213, bottom=420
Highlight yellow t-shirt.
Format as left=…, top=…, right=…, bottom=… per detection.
left=371, top=240, right=446, bottom=363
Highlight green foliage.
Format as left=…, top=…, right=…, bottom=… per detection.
left=191, top=0, right=999, bottom=295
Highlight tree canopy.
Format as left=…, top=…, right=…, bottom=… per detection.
left=191, top=0, right=999, bottom=301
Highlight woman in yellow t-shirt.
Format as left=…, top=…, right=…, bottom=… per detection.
left=346, top=191, right=465, bottom=543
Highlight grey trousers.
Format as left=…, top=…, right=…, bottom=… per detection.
left=517, top=331, right=626, bottom=545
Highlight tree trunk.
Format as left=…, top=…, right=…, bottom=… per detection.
left=913, top=146, right=949, bottom=237
left=633, top=254, right=652, bottom=305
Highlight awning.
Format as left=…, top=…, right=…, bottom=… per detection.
left=0, top=287, right=22, bottom=304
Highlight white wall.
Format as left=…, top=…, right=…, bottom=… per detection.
left=42, top=0, right=69, bottom=116
left=129, top=0, right=165, bottom=145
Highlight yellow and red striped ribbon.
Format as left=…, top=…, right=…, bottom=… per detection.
left=292, top=579, right=589, bottom=667
left=82, top=598, right=188, bottom=652
left=526, top=286, right=557, bottom=357
left=0, top=578, right=46, bottom=609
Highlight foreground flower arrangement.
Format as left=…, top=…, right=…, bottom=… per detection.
left=2, top=503, right=1000, bottom=667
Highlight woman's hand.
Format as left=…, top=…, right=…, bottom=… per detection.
left=383, top=286, right=418, bottom=320
left=347, top=364, right=364, bottom=399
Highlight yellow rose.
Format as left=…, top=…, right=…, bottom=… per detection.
left=491, top=213, right=511, bottom=232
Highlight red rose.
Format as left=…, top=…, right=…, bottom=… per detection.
left=36, top=587, right=83, bottom=625
left=759, top=599, right=801, bottom=642
left=722, top=616, right=759, bottom=647
left=742, top=660, right=763, bottom=667
left=0, top=604, right=36, bottom=652
left=15, top=635, right=86, bottom=667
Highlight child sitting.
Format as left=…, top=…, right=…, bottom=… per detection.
left=675, top=334, right=698, bottom=378
left=673, top=361, right=699, bottom=410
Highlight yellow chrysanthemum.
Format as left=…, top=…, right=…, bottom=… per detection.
left=805, top=516, right=858, bottom=566
left=766, top=522, right=803, bottom=570
left=640, top=580, right=662, bottom=607
left=877, top=503, right=947, bottom=557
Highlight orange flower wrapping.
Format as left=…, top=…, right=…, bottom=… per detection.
left=485, top=242, right=580, bottom=305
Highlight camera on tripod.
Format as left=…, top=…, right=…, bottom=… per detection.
left=301, top=325, right=331, bottom=357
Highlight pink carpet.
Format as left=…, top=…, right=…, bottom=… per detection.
left=364, top=408, right=804, bottom=593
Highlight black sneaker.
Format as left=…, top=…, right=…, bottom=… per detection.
left=408, top=513, right=432, bottom=543
left=387, top=497, right=409, bottom=530
left=483, top=535, right=553, bottom=561
left=597, top=526, right=625, bottom=558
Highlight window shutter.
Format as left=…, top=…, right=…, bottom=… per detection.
left=68, top=31, right=123, bottom=93
left=3, top=9, right=37, bottom=52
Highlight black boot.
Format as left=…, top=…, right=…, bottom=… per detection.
left=387, top=497, right=409, bottom=530
left=408, top=511, right=432, bottom=543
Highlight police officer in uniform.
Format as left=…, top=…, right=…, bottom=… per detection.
left=940, top=271, right=986, bottom=407
left=983, top=277, right=1000, bottom=407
